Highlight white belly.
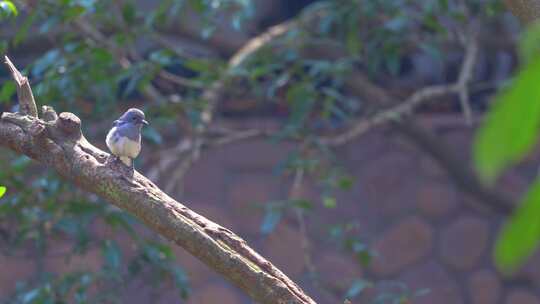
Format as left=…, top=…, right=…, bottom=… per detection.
left=106, top=127, right=141, bottom=158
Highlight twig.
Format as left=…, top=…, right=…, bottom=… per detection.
left=289, top=168, right=316, bottom=275
left=160, top=22, right=295, bottom=191
left=229, top=21, right=292, bottom=67
left=151, top=32, right=218, bottom=59
left=4, top=56, right=38, bottom=117
left=164, top=138, right=201, bottom=194
left=72, top=19, right=167, bottom=103
left=158, top=70, right=204, bottom=89
left=321, top=84, right=457, bottom=146
left=323, top=31, right=480, bottom=146
left=456, top=31, right=479, bottom=125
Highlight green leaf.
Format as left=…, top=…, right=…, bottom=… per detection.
left=0, top=1, right=17, bottom=17
left=122, top=2, right=136, bottom=25
left=291, top=199, right=313, bottom=211
left=0, top=186, right=6, bottom=198
left=0, top=81, right=15, bottom=103
left=323, top=196, right=337, bottom=208
left=520, top=21, right=540, bottom=64
left=474, top=56, right=540, bottom=184
left=495, top=179, right=540, bottom=273
left=14, top=10, right=37, bottom=45
left=338, top=176, right=354, bottom=190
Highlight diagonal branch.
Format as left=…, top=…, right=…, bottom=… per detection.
left=0, top=57, right=316, bottom=304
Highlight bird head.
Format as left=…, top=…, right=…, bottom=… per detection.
left=118, top=108, right=149, bottom=126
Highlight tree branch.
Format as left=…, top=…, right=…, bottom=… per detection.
left=0, top=57, right=316, bottom=304
left=321, top=32, right=479, bottom=146
left=4, top=56, right=38, bottom=117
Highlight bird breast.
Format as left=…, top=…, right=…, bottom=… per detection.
left=106, top=127, right=141, bottom=158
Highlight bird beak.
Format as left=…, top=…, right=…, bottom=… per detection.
left=142, top=120, right=149, bottom=125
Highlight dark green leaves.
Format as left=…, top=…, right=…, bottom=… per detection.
left=495, top=180, right=540, bottom=273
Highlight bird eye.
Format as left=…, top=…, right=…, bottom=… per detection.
left=132, top=117, right=137, bottom=121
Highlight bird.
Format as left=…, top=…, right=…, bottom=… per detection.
left=106, top=108, right=148, bottom=168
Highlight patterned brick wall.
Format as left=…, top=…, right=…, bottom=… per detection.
left=1, top=115, right=539, bottom=303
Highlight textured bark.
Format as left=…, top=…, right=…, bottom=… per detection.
left=505, top=0, right=540, bottom=23
left=0, top=57, right=316, bottom=304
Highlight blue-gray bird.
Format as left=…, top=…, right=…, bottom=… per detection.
left=106, top=108, right=148, bottom=167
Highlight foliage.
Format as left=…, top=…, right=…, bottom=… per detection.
left=0, top=152, right=189, bottom=303
left=0, top=0, right=509, bottom=302
left=0, top=1, right=17, bottom=19
left=0, top=186, right=6, bottom=198
left=474, top=21, right=540, bottom=273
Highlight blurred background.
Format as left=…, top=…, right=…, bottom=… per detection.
left=1, top=0, right=539, bottom=303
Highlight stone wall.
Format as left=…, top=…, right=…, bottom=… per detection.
left=1, top=114, right=538, bottom=303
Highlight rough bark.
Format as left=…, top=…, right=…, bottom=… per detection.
left=0, top=57, right=316, bottom=304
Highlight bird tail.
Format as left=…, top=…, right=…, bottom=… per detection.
left=119, top=156, right=132, bottom=167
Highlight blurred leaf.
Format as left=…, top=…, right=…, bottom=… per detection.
left=122, top=2, right=136, bottom=25
left=13, top=10, right=38, bottom=46
left=474, top=56, right=540, bottom=184
left=102, top=240, right=122, bottom=270
left=0, top=81, right=16, bottom=103
left=323, top=196, right=337, bottom=208
left=291, top=199, right=313, bottom=211
left=104, top=211, right=136, bottom=236
left=495, top=179, right=540, bottom=273
left=384, top=15, right=408, bottom=32
left=520, top=21, right=540, bottom=64
left=0, top=1, right=17, bottom=18
left=20, top=288, right=40, bottom=303
left=346, top=10, right=360, bottom=55
left=171, top=265, right=190, bottom=298
left=356, top=250, right=372, bottom=267
left=142, top=126, right=163, bottom=145
left=260, top=208, right=282, bottom=235
left=0, top=186, right=6, bottom=198
left=345, top=279, right=371, bottom=300
left=338, top=176, right=354, bottom=190
left=142, top=242, right=173, bottom=264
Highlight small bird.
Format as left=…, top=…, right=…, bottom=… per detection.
left=106, top=108, right=148, bottom=167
